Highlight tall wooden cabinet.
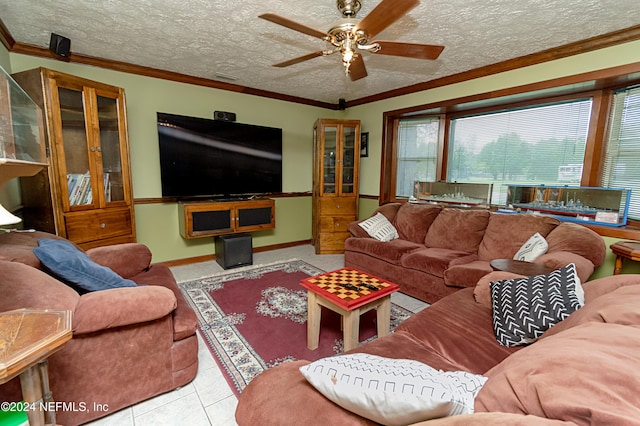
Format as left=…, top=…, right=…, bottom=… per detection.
left=13, top=68, right=136, bottom=249
left=312, top=119, right=360, bottom=254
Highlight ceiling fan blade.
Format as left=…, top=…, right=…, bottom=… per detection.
left=259, top=13, right=331, bottom=40
left=372, top=41, right=444, bottom=60
left=355, top=0, right=419, bottom=39
left=273, top=51, right=326, bottom=68
left=349, top=54, right=368, bottom=81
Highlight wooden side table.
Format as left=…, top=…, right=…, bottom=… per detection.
left=490, top=259, right=555, bottom=276
left=300, top=268, right=399, bottom=352
left=0, top=309, right=72, bottom=426
left=610, top=241, right=640, bottom=275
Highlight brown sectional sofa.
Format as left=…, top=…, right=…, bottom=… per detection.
left=0, top=231, right=198, bottom=425
left=345, top=203, right=606, bottom=302
left=236, top=273, right=640, bottom=425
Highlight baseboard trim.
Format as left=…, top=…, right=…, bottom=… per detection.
left=155, top=239, right=312, bottom=268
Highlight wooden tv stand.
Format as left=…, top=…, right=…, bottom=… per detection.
left=179, top=198, right=275, bottom=239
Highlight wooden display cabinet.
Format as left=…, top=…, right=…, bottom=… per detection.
left=179, top=198, right=275, bottom=239
left=13, top=68, right=135, bottom=248
left=0, top=65, right=47, bottom=186
left=312, top=118, right=360, bottom=254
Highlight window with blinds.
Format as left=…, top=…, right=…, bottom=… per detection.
left=396, top=117, right=440, bottom=198
left=447, top=100, right=592, bottom=204
left=602, top=85, right=640, bottom=220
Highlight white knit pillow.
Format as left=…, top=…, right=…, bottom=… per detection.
left=358, top=212, right=399, bottom=242
left=300, top=353, right=487, bottom=426
left=513, top=232, right=548, bottom=262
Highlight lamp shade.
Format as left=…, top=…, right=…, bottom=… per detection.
left=0, top=203, right=21, bottom=226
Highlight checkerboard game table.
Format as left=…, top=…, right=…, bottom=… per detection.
left=300, top=267, right=400, bottom=352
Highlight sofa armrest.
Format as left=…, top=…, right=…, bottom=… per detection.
left=534, top=251, right=594, bottom=282
left=411, top=413, right=573, bottom=425
left=73, top=286, right=177, bottom=335
left=86, top=243, right=153, bottom=278
left=347, top=220, right=370, bottom=238
left=347, top=203, right=403, bottom=238
left=473, top=271, right=526, bottom=309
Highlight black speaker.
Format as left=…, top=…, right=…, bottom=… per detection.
left=238, top=207, right=272, bottom=228
left=49, top=33, right=71, bottom=58
left=338, top=98, right=346, bottom=110
left=192, top=210, right=230, bottom=232
left=214, top=110, right=237, bottom=122
left=215, top=233, right=253, bottom=269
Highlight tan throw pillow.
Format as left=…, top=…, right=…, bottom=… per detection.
left=513, top=232, right=548, bottom=262
left=358, top=212, right=399, bottom=242
left=300, top=353, right=487, bottom=426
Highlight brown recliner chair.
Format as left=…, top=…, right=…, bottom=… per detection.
left=0, top=231, right=198, bottom=425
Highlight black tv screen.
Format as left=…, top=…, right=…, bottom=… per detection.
left=157, top=112, right=283, bottom=198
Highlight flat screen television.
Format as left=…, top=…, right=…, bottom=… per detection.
left=157, top=112, right=283, bottom=199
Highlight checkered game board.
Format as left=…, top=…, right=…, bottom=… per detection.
left=300, top=267, right=399, bottom=310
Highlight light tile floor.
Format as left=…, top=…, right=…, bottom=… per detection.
left=86, top=245, right=428, bottom=426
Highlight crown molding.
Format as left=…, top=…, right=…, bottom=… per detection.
left=2, top=18, right=640, bottom=110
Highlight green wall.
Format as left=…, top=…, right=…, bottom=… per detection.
left=2, top=40, right=640, bottom=275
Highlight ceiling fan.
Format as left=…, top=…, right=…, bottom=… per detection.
left=259, top=0, right=445, bottom=81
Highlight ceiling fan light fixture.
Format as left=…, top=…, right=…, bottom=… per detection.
left=342, top=48, right=355, bottom=74
left=261, top=0, right=444, bottom=81
left=340, top=33, right=357, bottom=74
left=337, top=0, right=362, bottom=18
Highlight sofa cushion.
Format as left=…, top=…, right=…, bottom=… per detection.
left=581, top=273, right=640, bottom=302
left=0, top=260, right=80, bottom=312
left=345, top=238, right=423, bottom=265
left=476, top=322, right=640, bottom=424
left=477, top=214, right=558, bottom=261
left=513, top=232, right=548, bottom=262
left=395, top=288, right=521, bottom=375
left=86, top=243, right=152, bottom=278
left=300, top=353, right=487, bottom=426
left=402, top=247, right=473, bottom=278
left=490, top=263, right=583, bottom=346
left=0, top=230, right=70, bottom=269
left=532, top=251, right=594, bottom=282
left=33, top=238, right=137, bottom=292
left=474, top=271, right=524, bottom=309
left=444, top=261, right=494, bottom=288
left=545, top=222, right=606, bottom=267
left=425, top=209, right=490, bottom=253
left=540, top=282, right=640, bottom=339
left=358, top=212, right=399, bottom=242
left=393, top=203, right=442, bottom=244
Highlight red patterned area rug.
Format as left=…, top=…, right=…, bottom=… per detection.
left=178, top=259, right=412, bottom=395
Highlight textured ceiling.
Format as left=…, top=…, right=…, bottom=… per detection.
left=1, top=0, right=640, bottom=104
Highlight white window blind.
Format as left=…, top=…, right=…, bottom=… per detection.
left=396, top=117, right=440, bottom=198
left=447, top=100, right=592, bottom=204
left=602, top=86, right=640, bottom=220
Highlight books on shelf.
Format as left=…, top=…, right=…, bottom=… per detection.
left=67, top=172, right=92, bottom=205
left=104, top=172, right=111, bottom=202
left=67, top=172, right=113, bottom=205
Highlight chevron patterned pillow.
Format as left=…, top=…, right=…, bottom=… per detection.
left=490, top=263, right=583, bottom=347
left=300, top=353, right=487, bottom=425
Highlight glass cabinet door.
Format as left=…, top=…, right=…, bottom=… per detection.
left=341, top=126, right=356, bottom=195
left=57, top=86, right=93, bottom=207
left=323, top=126, right=337, bottom=194
left=96, top=94, right=124, bottom=204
